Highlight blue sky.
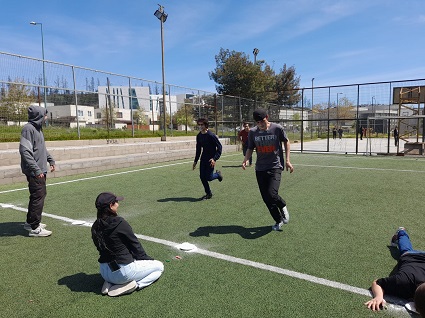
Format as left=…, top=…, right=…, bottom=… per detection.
left=1, top=0, right=424, bottom=94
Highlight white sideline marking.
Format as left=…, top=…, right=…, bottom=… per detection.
left=0, top=202, right=370, bottom=296
left=0, top=203, right=408, bottom=314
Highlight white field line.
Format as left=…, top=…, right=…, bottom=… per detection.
left=1, top=202, right=408, bottom=315
left=1, top=201, right=370, bottom=297
left=0, top=155, right=409, bottom=314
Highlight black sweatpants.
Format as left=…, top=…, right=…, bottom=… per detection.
left=255, top=168, right=286, bottom=223
left=26, top=175, right=47, bottom=230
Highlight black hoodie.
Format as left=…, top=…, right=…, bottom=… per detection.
left=91, top=215, right=153, bottom=264
left=19, top=106, right=55, bottom=176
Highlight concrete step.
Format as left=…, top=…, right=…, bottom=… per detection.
left=0, top=138, right=237, bottom=185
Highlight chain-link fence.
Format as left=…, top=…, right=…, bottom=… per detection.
left=1, top=51, right=424, bottom=154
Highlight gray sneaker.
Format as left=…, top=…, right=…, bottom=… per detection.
left=24, top=222, right=47, bottom=231
left=101, top=280, right=112, bottom=295
left=216, top=170, right=223, bottom=182
left=29, top=226, right=52, bottom=237
left=281, top=206, right=290, bottom=224
left=272, top=221, right=284, bottom=231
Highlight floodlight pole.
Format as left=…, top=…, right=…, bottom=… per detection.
left=336, top=92, right=343, bottom=126
left=154, top=5, right=168, bottom=141
left=30, top=21, right=47, bottom=124
left=311, top=78, right=314, bottom=139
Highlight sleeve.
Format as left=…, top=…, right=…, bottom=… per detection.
left=47, top=151, right=55, bottom=166
left=119, top=220, right=153, bottom=261
left=375, top=275, right=403, bottom=298
left=194, top=133, right=201, bottom=163
left=247, top=130, right=255, bottom=150
left=19, top=128, right=43, bottom=176
left=212, top=134, right=222, bottom=161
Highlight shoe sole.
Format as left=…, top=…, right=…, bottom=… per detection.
left=24, top=223, right=47, bottom=231
left=108, top=280, right=137, bottom=297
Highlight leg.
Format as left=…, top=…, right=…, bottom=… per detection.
left=200, top=161, right=213, bottom=195
left=397, top=229, right=425, bottom=255
left=127, top=260, right=165, bottom=289
left=256, top=169, right=286, bottom=223
left=26, top=175, right=47, bottom=230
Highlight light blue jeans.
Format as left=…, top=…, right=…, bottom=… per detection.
left=100, top=260, right=164, bottom=289
left=397, top=230, right=425, bottom=256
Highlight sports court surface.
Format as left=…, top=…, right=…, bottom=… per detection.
left=1, top=151, right=424, bottom=317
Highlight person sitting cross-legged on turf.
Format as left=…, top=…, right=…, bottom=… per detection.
left=365, top=227, right=425, bottom=316
left=91, top=192, right=164, bottom=297
left=192, top=118, right=223, bottom=200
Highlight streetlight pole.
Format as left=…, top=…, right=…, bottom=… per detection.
left=311, top=78, right=314, bottom=139
left=154, top=5, right=168, bottom=141
left=30, top=21, right=47, bottom=118
left=336, top=92, right=343, bottom=126
left=371, top=96, right=375, bottom=133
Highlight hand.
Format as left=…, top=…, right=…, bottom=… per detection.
left=36, top=173, right=45, bottom=179
left=192, top=162, right=197, bottom=170
left=286, top=161, right=294, bottom=173
left=364, top=297, right=386, bottom=311
left=242, top=160, right=247, bottom=170
left=209, top=159, right=216, bottom=167
left=50, top=165, right=56, bottom=172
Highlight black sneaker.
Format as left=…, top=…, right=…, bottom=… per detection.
left=216, top=170, right=223, bottom=182
left=201, top=193, right=213, bottom=200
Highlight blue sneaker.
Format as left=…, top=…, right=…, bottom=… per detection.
left=216, top=170, right=223, bottom=182
left=390, top=227, right=405, bottom=247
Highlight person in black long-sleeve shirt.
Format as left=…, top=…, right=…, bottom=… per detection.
left=192, top=118, right=223, bottom=200
left=91, top=192, right=164, bottom=297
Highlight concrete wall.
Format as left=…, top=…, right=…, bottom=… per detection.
left=0, top=137, right=237, bottom=185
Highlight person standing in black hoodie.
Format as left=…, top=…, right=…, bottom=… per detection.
left=91, top=192, right=164, bottom=297
left=19, top=106, right=55, bottom=237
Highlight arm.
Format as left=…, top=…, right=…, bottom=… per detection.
left=47, top=151, right=56, bottom=172
left=193, top=135, right=201, bottom=170
left=19, top=129, right=44, bottom=177
left=120, top=220, right=153, bottom=261
left=283, top=140, right=294, bottom=173
left=242, top=149, right=254, bottom=170
left=209, top=134, right=222, bottom=167
left=364, top=280, right=386, bottom=311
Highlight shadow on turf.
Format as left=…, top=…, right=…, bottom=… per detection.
left=0, top=222, right=30, bottom=237
left=189, top=225, right=271, bottom=239
left=58, top=273, right=103, bottom=294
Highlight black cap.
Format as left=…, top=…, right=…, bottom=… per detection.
left=95, top=192, right=124, bottom=209
left=253, top=108, right=268, bottom=121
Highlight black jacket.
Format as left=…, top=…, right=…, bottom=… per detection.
left=91, top=216, right=152, bottom=264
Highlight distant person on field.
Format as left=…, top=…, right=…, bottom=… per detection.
left=359, top=126, right=363, bottom=140
left=238, top=122, right=252, bottom=166
left=332, top=127, right=337, bottom=139
left=91, top=192, right=164, bottom=297
left=19, top=106, right=55, bottom=237
left=393, top=127, right=399, bottom=147
left=365, top=227, right=425, bottom=316
left=242, top=109, right=294, bottom=231
left=193, top=118, right=223, bottom=200
left=338, top=127, right=343, bottom=139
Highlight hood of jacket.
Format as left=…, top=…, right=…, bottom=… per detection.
left=28, top=106, right=47, bottom=129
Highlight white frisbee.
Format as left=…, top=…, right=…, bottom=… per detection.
left=175, top=242, right=197, bottom=252
left=405, top=302, right=418, bottom=314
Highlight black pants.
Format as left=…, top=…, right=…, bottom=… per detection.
left=26, top=175, right=47, bottom=230
left=255, top=169, right=286, bottom=223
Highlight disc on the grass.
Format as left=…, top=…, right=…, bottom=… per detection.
left=176, top=242, right=197, bottom=252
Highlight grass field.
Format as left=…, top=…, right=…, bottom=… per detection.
left=1, top=152, right=424, bottom=318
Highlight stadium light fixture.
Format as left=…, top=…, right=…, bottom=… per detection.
left=253, top=48, right=259, bottom=64
left=30, top=21, right=47, bottom=120
left=154, top=5, right=168, bottom=141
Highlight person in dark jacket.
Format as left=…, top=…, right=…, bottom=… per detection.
left=365, top=227, right=425, bottom=316
left=91, top=192, right=164, bottom=297
left=192, top=118, right=223, bottom=200
left=19, top=106, right=55, bottom=237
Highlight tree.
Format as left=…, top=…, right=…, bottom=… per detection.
left=274, top=64, right=301, bottom=107
left=209, top=48, right=263, bottom=100
left=0, top=79, right=35, bottom=124
left=173, top=102, right=195, bottom=130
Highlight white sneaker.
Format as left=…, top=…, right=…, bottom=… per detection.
left=101, top=280, right=112, bottom=295
left=281, top=206, right=290, bottom=224
left=272, top=221, right=284, bottom=231
left=24, top=222, right=47, bottom=231
left=107, top=280, right=137, bottom=297
left=29, top=226, right=52, bottom=237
